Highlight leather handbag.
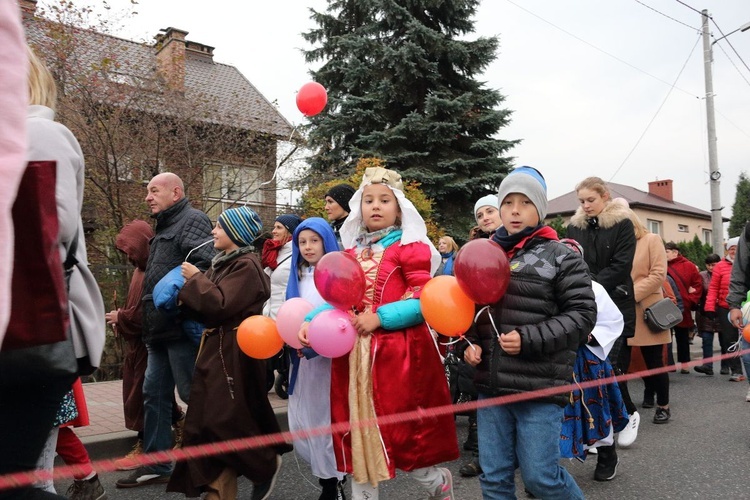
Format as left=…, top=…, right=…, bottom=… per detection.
left=644, top=298, right=682, bottom=332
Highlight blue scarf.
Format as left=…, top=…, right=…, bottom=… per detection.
left=440, top=252, right=454, bottom=276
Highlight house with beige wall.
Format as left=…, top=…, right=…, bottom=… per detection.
left=546, top=179, right=729, bottom=248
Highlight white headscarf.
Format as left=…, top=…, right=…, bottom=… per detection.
left=340, top=167, right=441, bottom=274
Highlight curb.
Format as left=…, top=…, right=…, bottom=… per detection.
left=81, top=408, right=289, bottom=462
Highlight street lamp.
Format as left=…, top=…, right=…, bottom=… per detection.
left=702, top=10, right=750, bottom=253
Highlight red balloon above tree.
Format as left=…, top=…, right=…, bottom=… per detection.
left=296, top=82, right=328, bottom=117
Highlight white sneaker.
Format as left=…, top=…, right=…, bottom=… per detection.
left=745, top=387, right=750, bottom=402
left=617, top=411, right=640, bottom=448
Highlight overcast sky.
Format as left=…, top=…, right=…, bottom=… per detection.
left=73, top=0, right=750, bottom=220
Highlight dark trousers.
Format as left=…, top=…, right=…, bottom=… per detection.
left=674, top=326, right=692, bottom=363
left=717, top=306, right=743, bottom=374
left=0, top=375, right=74, bottom=499
left=609, top=337, right=637, bottom=414
left=641, top=344, right=670, bottom=406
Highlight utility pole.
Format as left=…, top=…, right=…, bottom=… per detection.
left=702, top=9, right=724, bottom=253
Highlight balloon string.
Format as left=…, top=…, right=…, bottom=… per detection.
left=474, top=305, right=500, bottom=340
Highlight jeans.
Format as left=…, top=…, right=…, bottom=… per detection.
left=740, top=337, right=750, bottom=382
left=477, top=395, right=584, bottom=500
left=699, top=331, right=715, bottom=367
left=143, top=337, right=197, bottom=475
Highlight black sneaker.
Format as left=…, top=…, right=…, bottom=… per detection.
left=642, top=395, right=655, bottom=409
left=720, top=367, right=730, bottom=375
left=653, top=407, right=671, bottom=424
left=115, top=467, right=170, bottom=488
left=252, top=455, right=282, bottom=500
left=593, top=446, right=618, bottom=481
left=66, top=474, right=106, bottom=499
left=694, top=365, right=714, bottom=375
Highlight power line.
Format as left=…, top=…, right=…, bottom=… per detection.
left=634, top=0, right=698, bottom=31
left=711, top=18, right=750, bottom=77
left=609, top=34, right=702, bottom=182
left=673, top=0, right=702, bottom=16
left=503, top=0, right=700, bottom=99
left=713, top=40, right=750, bottom=88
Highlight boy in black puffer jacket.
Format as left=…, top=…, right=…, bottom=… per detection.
left=464, top=166, right=597, bottom=500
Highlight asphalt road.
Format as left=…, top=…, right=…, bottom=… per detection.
left=53, top=349, right=750, bottom=499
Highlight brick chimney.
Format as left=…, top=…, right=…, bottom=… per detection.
left=648, top=179, right=673, bottom=202
left=155, top=27, right=188, bottom=92
left=185, top=40, right=214, bottom=62
left=19, top=0, right=37, bottom=15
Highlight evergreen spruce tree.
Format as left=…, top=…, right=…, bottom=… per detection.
left=729, top=171, right=750, bottom=237
left=302, top=0, right=518, bottom=236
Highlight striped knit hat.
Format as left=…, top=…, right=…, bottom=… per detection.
left=218, top=206, right=263, bottom=248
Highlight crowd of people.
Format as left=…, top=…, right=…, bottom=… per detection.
left=3, top=8, right=750, bottom=500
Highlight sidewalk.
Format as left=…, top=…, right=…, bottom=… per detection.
left=75, top=379, right=289, bottom=458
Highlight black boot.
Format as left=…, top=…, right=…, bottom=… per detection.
left=319, top=477, right=347, bottom=500
left=594, top=444, right=619, bottom=481
left=463, top=414, right=478, bottom=452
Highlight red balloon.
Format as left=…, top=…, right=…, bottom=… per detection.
left=296, top=82, right=328, bottom=117
left=314, top=252, right=366, bottom=310
left=454, top=239, right=511, bottom=305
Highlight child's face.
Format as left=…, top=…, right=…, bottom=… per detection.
left=212, top=222, right=238, bottom=252
left=297, top=229, right=325, bottom=265
left=500, top=193, right=540, bottom=235
left=475, top=205, right=501, bottom=233
left=577, top=188, right=608, bottom=218
left=361, top=184, right=400, bottom=232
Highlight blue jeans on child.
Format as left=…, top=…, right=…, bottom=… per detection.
left=477, top=395, right=584, bottom=500
left=741, top=337, right=750, bottom=382
left=142, top=337, right=198, bottom=475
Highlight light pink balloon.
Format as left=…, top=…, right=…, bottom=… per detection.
left=308, top=309, right=357, bottom=358
left=276, top=298, right=314, bottom=349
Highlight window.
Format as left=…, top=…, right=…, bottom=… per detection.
left=203, top=164, right=262, bottom=220
left=647, top=219, right=662, bottom=236
left=702, top=229, right=712, bottom=245
left=678, top=224, right=689, bottom=233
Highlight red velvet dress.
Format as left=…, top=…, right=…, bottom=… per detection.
left=330, top=240, right=458, bottom=482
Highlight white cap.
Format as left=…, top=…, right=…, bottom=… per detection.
left=726, top=237, right=740, bottom=250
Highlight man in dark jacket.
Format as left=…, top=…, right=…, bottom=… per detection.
left=116, top=173, right=214, bottom=488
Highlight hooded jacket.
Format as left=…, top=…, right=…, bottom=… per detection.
left=567, top=201, right=636, bottom=338
left=114, top=220, right=153, bottom=340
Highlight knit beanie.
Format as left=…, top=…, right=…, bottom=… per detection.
left=473, top=194, right=499, bottom=217
left=218, top=206, right=263, bottom=248
left=276, top=214, right=302, bottom=234
left=497, top=166, right=548, bottom=221
left=324, top=184, right=356, bottom=213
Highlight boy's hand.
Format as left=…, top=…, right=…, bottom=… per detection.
left=499, top=330, right=521, bottom=355
left=298, top=322, right=310, bottom=347
left=105, top=309, right=119, bottom=325
left=352, top=312, right=381, bottom=336
left=181, top=262, right=199, bottom=279
left=464, top=345, right=482, bottom=366
left=730, top=308, right=743, bottom=328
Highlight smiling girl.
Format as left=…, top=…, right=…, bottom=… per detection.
left=301, top=167, right=458, bottom=500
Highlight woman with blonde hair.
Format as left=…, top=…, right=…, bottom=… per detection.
left=566, top=177, right=636, bottom=480
left=434, top=235, right=459, bottom=276
left=625, top=210, right=672, bottom=425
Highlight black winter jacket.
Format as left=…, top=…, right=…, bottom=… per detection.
left=465, top=237, right=597, bottom=407
left=142, top=198, right=215, bottom=344
left=567, top=202, right=636, bottom=338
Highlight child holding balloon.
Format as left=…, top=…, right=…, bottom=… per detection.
left=283, top=217, right=348, bottom=500
left=167, top=206, right=291, bottom=500
left=300, top=166, right=458, bottom=500
left=463, top=166, right=597, bottom=500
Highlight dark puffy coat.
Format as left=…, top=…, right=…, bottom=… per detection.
left=142, top=198, right=214, bottom=344
left=567, top=202, right=636, bottom=338
left=466, top=238, right=597, bottom=407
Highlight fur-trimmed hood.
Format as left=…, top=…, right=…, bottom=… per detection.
left=568, top=201, right=631, bottom=230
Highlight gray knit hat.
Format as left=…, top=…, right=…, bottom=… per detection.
left=497, top=166, right=548, bottom=221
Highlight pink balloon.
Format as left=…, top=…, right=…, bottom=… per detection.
left=454, top=239, right=511, bottom=305
left=276, top=298, right=314, bottom=349
left=308, top=309, right=357, bottom=358
left=314, top=252, right=366, bottom=311
left=296, top=82, right=328, bottom=117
